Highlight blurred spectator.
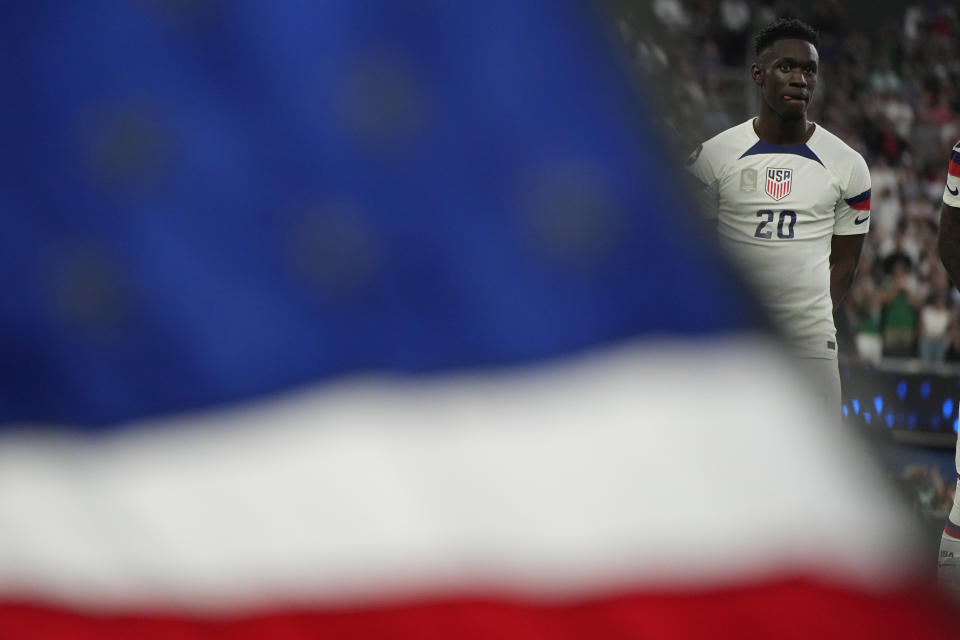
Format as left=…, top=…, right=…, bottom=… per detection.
left=716, top=0, right=751, bottom=65
left=903, top=3, right=923, bottom=46
left=879, top=221, right=918, bottom=275
left=870, top=156, right=901, bottom=238
left=881, top=262, right=919, bottom=357
left=653, top=0, right=691, bottom=32
left=901, top=463, right=955, bottom=518
left=882, top=91, right=913, bottom=138
left=847, top=256, right=884, bottom=364
left=918, top=291, right=952, bottom=364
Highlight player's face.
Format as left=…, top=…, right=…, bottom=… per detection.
left=753, top=39, right=818, bottom=120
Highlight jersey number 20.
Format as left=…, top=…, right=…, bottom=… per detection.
left=755, top=209, right=796, bottom=239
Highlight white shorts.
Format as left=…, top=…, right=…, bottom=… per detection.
left=796, top=357, right=842, bottom=417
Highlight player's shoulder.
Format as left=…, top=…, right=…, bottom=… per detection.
left=689, top=119, right=756, bottom=166
left=701, top=119, right=756, bottom=152
left=807, top=123, right=866, bottom=170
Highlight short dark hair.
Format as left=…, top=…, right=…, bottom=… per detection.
left=753, top=18, right=820, bottom=57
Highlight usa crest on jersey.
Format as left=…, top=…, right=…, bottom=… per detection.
left=765, top=168, right=792, bottom=200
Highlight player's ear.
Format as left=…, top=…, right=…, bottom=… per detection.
left=751, top=62, right=763, bottom=87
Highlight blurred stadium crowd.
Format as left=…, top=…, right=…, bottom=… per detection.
left=614, top=0, right=960, bottom=367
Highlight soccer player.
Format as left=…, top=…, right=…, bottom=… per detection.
left=686, top=18, right=869, bottom=414
left=936, top=139, right=960, bottom=593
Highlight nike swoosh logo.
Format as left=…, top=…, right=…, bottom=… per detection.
left=948, top=185, right=959, bottom=196
left=854, top=215, right=869, bottom=225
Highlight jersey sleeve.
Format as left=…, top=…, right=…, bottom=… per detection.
left=833, top=153, right=870, bottom=235
left=684, top=142, right=719, bottom=220
left=943, top=141, right=960, bottom=208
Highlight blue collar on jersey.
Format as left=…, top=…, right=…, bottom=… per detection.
left=738, top=140, right=824, bottom=166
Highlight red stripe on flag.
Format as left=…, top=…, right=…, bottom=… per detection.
left=949, top=160, right=960, bottom=177
left=850, top=199, right=871, bottom=211
left=0, top=576, right=956, bottom=639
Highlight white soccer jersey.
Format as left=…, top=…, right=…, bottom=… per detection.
left=687, top=119, right=871, bottom=359
left=944, top=140, right=960, bottom=208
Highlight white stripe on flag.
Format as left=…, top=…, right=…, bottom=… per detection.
left=0, top=336, right=920, bottom=612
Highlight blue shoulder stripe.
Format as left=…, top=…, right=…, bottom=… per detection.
left=844, top=189, right=871, bottom=206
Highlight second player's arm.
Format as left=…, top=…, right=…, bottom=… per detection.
left=939, top=202, right=960, bottom=288
left=830, top=234, right=865, bottom=311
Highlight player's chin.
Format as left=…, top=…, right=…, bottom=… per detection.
left=779, top=101, right=808, bottom=118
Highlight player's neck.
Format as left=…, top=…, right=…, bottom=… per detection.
left=753, top=114, right=815, bottom=145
